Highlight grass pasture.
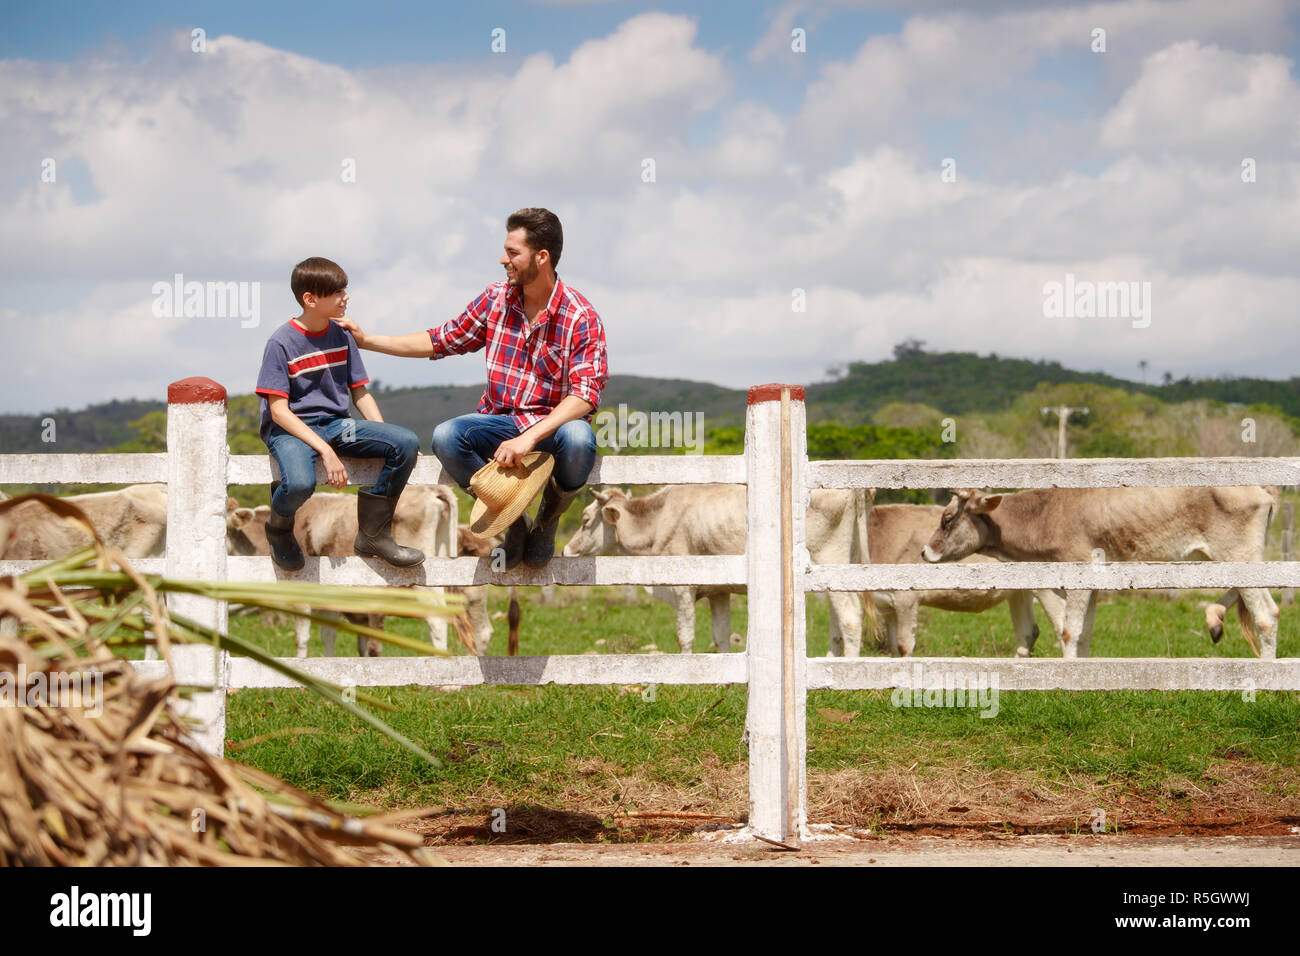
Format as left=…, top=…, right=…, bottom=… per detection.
left=223, top=586, right=1300, bottom=843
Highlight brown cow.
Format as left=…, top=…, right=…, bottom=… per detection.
left=868, top=504, right=1065, bottom=657
left=2, top=484, right=168, bottom=559
left=921, top=487, right=1281, bottom=658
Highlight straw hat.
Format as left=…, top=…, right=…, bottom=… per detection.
left=468, top=452, right=555, bottom=537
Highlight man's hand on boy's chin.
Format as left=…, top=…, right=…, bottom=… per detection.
left=331, top=316, right=364, bottom=342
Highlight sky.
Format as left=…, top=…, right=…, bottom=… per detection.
left=2, top=0, right=1298, bottom=414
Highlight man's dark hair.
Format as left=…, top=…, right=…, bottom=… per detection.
left=291, top=257, right=348, bottom=307
left=506, top=208, right=563, bottom=270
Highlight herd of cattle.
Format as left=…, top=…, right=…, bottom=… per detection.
left=0, top=480, right=1284, bottom=660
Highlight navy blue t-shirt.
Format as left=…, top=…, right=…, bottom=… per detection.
left=255, top=319, right=369, bottom=442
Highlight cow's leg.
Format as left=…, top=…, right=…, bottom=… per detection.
left=877, top=597, right=899, bottom=656
left=707, top=593, right=731, bottom=654
left=320, top=610, right=340, bottom=657
left=465, top=585, right=492, bottom=655
left=426, top=585, right=449, bottom=652
left=356, top=613, right=384, bottom=657
left=1035, top=589, right=1068, bottom=645
left=827, top=594, right=845, bottom=656
left=1206, top=588, right=1240, bottom=643
left=427, top=615, right=448, bottom=652
left=1076, top=592, right=1099, bottom=657
left=1008, top=592, right=1038, bottom=658
left=1059, top=591, right=1093, bottom=659
left=827, top=591, right=863, bottom=657
left=647, top=586, right=694, bottom=653
left=1236, top=587, right=1279, bottom=659
left=672, top=587, right=697, bottom=653
left=294, top=613, right=311, bottom=658
left=894, top=594, right=919, bottom=657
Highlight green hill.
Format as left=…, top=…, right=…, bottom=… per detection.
left=2, top=348, right=1297, bottom=464
left=809, top=341, right=1300, bottom=422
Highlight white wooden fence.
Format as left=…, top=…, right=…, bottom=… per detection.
left=2, top=376, right=1299, bottom=846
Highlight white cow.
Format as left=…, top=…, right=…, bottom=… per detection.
left=867, top=504, right=1065, bottom=657
left=921, top=486, right=1281, bottom=659
left=563, top=484, right=870, bottom=655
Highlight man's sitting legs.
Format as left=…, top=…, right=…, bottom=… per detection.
left=430, top=414, right=596, bottom=569
left=432, top=414, right=533, bottom=566
left=524, top=420, right=597, bottom=567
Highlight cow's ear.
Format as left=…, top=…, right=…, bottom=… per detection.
left=232, top=508, right=254, bottom=528
left=601, top=504, right=622, bottom=526
left=969, top=494, right=1002, bottom=515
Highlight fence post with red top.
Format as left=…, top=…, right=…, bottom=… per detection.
left=165, top=377, right=231, bottom=756
left=744, top=384, right=808, bottom=845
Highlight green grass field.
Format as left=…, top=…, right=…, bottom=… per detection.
left=222, top=587, right=1300, bottom=837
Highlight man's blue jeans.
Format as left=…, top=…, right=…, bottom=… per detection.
left=265, top=416, right=420, bottom=517
left=431, top=414, right=597, bottom=493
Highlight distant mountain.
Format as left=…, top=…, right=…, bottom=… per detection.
left=808, top=348, right=1300, bottom=422
left=375, top=375, right=748, bottom=444
left=1, top=352, right=1296, bottom=454
left=0, top=398, right=165, bottom=453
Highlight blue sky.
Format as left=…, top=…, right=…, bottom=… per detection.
left=2, top=0, right=1299, bottom=416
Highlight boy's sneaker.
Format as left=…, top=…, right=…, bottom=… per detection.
left=265, top=510, right=305, bottom=572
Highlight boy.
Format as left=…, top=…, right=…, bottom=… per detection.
left=254, top=256, right=423, bottom=571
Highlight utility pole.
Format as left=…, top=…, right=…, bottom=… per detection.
left=1041, top=405, right=1089, bottom=459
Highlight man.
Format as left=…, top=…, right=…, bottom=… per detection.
left=334, top=208, right=608, bottom=568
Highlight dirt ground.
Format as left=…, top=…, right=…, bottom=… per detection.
left=355, top=763, right=1300, bottom=866
left=420, top=834, right=1300, bottom=866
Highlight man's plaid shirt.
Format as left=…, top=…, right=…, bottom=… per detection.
left=426, top=277, right=609, bottom=431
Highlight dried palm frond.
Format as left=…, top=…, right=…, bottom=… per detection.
left=0, top=493, right=460, bottom=866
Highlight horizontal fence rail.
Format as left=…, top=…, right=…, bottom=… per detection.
left=4, top=451, right=747, bottom=488
left=225, top=452, right=746, bottom=487
left=129, top=655, right=1300, bottom=693
left=0, top=554, right=748, bottom=587
left=808, top=561, right=1300, bottom=591
left=131, top=653, right=749, bottom=689
left=8, top=556, right=1294, bottom=591
left=808, top=657, right=1300, bottom=691
left=0, top=453, right=169, bottom=484
left=808, top=456, right=1300, bottom=489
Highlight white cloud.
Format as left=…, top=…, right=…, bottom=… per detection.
left=1100, top=41, right=1300, bottom=155
left=2, top=6, right=1299, bottom=417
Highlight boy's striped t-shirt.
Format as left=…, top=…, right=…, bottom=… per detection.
left=255, top=319, right=369, bottom=441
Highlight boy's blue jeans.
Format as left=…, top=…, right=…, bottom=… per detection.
left=431, top=414, right=597, bottom=493
left=265, top=416, right=420, bottom=517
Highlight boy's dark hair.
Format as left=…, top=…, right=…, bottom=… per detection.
left=506, top=208, right=563, bottom=270
left=291, top=257, right=348, bottom=307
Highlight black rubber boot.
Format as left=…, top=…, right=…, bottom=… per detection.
left=354, top=490, right=424, bottom=567
left=265, top=509, right=305, bottom=572
left=523, top=478, right=580, bottom=568
left=501, top=513, right=531, bottom=570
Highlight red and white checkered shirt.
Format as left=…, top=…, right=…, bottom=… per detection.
left=427, top=277, right=609, bottom=431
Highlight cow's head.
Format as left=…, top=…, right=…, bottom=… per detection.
left=457, top=525, right=498, bottom=558
left=921, top=489, right=1001, bottom=563
left=562, top=488, right=629, bottom=557
left=227, top=502, right=270, bottom=556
